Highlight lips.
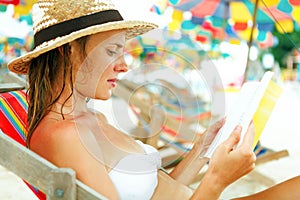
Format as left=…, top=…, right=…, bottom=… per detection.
left=107, top=78, right=117, bottom=87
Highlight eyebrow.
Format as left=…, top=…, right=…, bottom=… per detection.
left=108, top=42, right=124, bottom=48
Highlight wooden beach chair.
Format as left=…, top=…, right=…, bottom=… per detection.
left=112, top=78, right=290, bottom=187
left=0, top=90, right=107, bottom=200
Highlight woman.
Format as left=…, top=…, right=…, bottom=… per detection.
left=8, top=0, right=299, bottom=199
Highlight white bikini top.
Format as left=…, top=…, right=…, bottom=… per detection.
left=108, top=140, right=161, bottom=200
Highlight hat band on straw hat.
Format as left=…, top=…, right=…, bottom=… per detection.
left=34, top=9, right=123, bottom=48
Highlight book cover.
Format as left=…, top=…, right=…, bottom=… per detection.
left=204, top=71, right=282, bottom=158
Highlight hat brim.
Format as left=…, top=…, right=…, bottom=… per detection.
left=8, top=20, right=158, bottom=74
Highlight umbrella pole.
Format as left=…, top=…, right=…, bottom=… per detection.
left=243, top=0, right=259, bottom=83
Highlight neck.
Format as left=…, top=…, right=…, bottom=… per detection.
left=51, top=88, right=89, bottom=118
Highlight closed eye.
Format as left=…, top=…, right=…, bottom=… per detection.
left=106, top=49, right=117, bottom=56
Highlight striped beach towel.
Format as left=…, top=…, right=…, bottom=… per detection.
left=0, top=90, right=46, bottom=200
left=0, top=90, right=28, bottom=145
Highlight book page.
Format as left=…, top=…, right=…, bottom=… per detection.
left=204, top=71, right=282, bottom=158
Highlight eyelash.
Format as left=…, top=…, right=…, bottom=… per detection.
left=107, top=49, right=117, bottom=56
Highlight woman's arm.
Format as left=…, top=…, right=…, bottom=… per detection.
left=233, top=175, right=300, bottom=200
left=169, top=143, right=209, bottom=185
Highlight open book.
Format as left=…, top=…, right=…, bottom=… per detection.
left=204, top=71, right=282, bottom=158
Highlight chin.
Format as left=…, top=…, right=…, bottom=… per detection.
left=95, top=92, right=112, bottom=100
left=100, top=96, right=111, bottom=101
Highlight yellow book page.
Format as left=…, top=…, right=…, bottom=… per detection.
left=252, top=80, right=283, bottom=148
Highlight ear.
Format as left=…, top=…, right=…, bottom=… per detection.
left=58, top=43, right=72, bottom=56
left=58, top=46, right=64, bottom=56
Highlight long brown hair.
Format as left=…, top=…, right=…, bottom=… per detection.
left=26, top=36, right=88, bottom=147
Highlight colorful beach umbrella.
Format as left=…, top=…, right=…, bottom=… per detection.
left=174, top=0, right=295, bottom=40
left=153, top=0, right=298, bottom=47
left=0, top=2, right=33, bottom=66
left=14, top=0, right=36, bottom=15
left=125, top=29, right=206, bottom=72
left=151, top=0, right=300, bottom=82
left=0, top=0, right=36, bottom=15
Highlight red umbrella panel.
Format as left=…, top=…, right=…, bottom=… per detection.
left=0, top=0, right=20, bottom=5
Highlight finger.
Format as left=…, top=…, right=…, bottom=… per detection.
left=239, top=121, right=255, bottom=150
left=209, top=117, right=226, bottom=134
left=222, top=125, right=242, bottom=152
left=194, top=133, right=204, bottom=144
left=202, top=118, right=225, bottom=139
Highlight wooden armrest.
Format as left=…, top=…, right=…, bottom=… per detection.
left=0, top=83, right=25, bottom=93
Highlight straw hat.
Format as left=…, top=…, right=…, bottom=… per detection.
left=8, top=0, right=158, bottom=74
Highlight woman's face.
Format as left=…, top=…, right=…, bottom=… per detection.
left=72, top=30, right=128, bottom=100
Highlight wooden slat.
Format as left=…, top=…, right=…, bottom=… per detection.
left=46, top=168, right=76, bottom=200
left=0, top=83, right=25, bottom=93
left=0, top=130, right=107, bottom=200
left=2, top=71, right=27, bottom=88
left=76, top=181, right=107, bottom=200
left=255, top=149, right=289, bottom=165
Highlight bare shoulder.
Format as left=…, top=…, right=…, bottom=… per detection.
left=31, top=118, right=119, bottom=199
left=48, top=119, right=89, bottom=141
left=31, top=119, right=97, bottom=164
left=33, top=119, right=84, bottom=143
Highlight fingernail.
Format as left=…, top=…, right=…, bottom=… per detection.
left=235, top=125, right=242, bottom=132
left=222, top=117, right=226, bottom=123
left=218, top=117, right=226, bottom=126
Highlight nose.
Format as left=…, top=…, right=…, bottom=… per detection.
left=114, top=56, right=128, bottom=73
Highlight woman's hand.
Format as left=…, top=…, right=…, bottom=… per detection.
left=207, top=121, right=256, bottom=190
left=195, top=118, right=226, bottom=157
left=191, top=122, right=256, bottom=200
left=169, top=118, right=225, bottom=184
